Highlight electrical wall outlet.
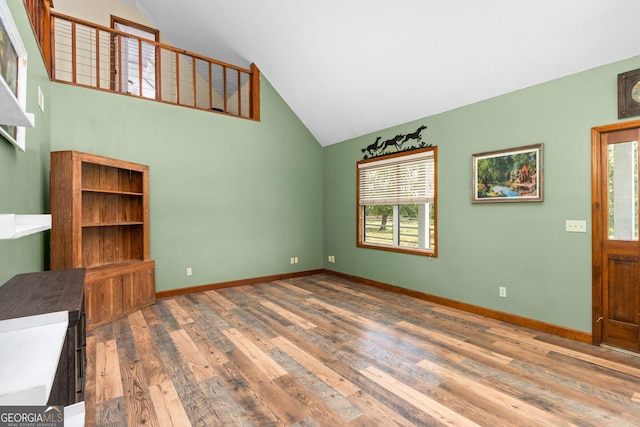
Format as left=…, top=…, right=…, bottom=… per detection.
left=290, top=257, right=299, bottom=264
left=499, top=286, right=507, bottom=298
left=186, top=267, right=192, bottom=276
left=328, top=255, right=336, bottom=263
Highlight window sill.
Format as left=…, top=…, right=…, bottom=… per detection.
left=357, top=242, right=437, bottom=258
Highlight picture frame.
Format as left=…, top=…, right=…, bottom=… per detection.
left=0, top=0, right=31, bottom=151
left=472, top=144, right=543, bottom=203
left=618, top=68, right=640, bottom=119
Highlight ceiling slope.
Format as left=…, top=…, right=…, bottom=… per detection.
left=125, top=0, right=640, bottom=146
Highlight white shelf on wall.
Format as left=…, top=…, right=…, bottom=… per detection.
left=0, top=214, right=51, bottom=240
left=0, top=75, right=34, bottom=128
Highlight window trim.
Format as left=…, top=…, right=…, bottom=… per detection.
left=356, top=146, right=438, bottom=257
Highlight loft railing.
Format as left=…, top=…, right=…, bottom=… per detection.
left=24, top=0, right=53, bottom=74
left=23, top=4, right=260, bottom=120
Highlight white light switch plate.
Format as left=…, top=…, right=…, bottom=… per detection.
left=565, top=220, right=587, bottom=233
left=37, top=86, right=44, bottom=112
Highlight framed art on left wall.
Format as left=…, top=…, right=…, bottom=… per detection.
left=0, top=0, right=34, bottom=151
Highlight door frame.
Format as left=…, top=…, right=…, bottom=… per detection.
left=591, top=119, right=640, bottom=345
left=109, top=15, right=159, bottom=96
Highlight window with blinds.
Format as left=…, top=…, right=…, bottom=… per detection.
left=357, top=147, right=437, bottom=256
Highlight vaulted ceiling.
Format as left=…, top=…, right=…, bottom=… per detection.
left=124, top=0, right=640, bottom=146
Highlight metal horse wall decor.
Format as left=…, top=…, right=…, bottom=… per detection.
left=361, top=125, right=430, bottom=159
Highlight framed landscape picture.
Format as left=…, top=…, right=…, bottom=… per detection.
left=472, top=144, right=543, bottom=203
left=0, top=7, right=18, bottom=146
left=0, top=0, right=30, bottom=151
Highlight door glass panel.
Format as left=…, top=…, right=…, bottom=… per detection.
left=114, top=23, right=156, bottom=98
left=608, top=140, right=638, bottom=240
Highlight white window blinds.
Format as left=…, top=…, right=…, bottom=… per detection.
left=358, top=150, right=435, bottom=206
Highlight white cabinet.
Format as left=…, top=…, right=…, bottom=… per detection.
left=0, top=311, right=68, bottom=405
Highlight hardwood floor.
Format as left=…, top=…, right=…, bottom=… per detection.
left=85, top=274, right=640, bottom=426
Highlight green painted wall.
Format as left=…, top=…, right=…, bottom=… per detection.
left=323, top=55, right=640, bottom=333
left=0, top=2, right=52, bottom=285
left=4, top=0, right=640, bottom=335
left=1, top=1, right=323, bottom=292
left=48, top=76, right=324, bottom=291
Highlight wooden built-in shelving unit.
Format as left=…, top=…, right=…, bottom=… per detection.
left=51, top=151, right=155, bottom=329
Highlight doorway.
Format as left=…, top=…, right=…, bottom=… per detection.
left=110, top=16, right=159, bottom=98
left=592, top=120, right=640, bottom=351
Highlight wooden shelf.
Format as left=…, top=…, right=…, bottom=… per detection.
left=82, top=222, right=144, bottom=227
left=0, top=214, right=51, bottom=240
left=81, top=188, right=143, bottom=196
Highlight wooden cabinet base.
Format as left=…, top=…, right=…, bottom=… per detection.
left=85, top=260, right=155, bottom=330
